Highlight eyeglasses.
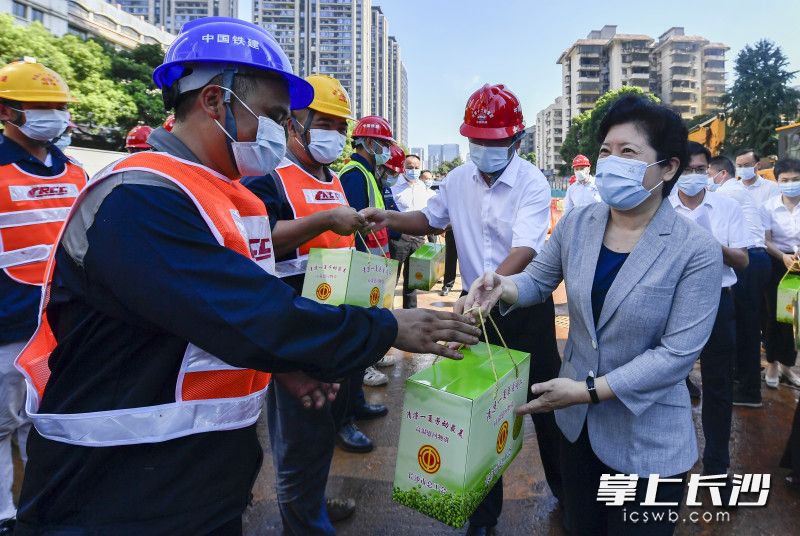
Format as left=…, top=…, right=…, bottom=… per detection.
left=685, top=166, right=708, bottom=174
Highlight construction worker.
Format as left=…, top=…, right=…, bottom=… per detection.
left=13, top=17, right=479, bottom=534
left=363, top=84, right=563, bottom=535
left=386, top=146, right=428, bottom=310
left=0, top=57, right=85, bottom=534
left=124, top=124, right=153, bottom=153
left=335, top=115, right=396, bottom=453
left=240, top=73, right=367, bottom=535
left=563, top=153, right=600, bottom=212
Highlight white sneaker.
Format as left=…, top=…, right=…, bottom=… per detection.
left=363, top=366, right=388, bottom=387
left=765, top=362, right=780, bottom=389
left=781, top=364, right=800, bottom=387
left=374, top=353, right=397, bottom=368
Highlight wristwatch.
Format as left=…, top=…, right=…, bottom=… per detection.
left=586, top=371, right=599, bottom=404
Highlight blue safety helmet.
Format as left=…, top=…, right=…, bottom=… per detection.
left=153, top=17, right=313, bottom=110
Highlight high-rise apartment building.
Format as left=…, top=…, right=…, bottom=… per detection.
left=255, top=1, right=407, bottom=144
left=370, top=5, right=388, bottom=119
left=112, top=0, right=238, bottom=35
left=651, top=27, right=728, bottom=119
left=557, top=25, right=727, bottom=124
left=4, top=0, right=173, bottom=48
left=519, top=126, right=536, bottom=155
left=535, top=96, right=564, bottom=176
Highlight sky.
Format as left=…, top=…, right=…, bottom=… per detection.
left=372, top=0, right=800, bottom=159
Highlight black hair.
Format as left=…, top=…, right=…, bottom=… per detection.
left=735, top=147, right=760, bottom=162
left=774, top=158, right=800, bottom=179
left=597, top=95, right=688, bottom=198
left=405, top=154, right=421, bottom=161
left=420, top=169, right=432, bottom=176
left=172, top=70, right=279, bottom=122
left=686, top=141, right=711, bottom=165
left=709, top=155, right=735, bottom=177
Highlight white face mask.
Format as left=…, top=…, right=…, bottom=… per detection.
left=736, top=166, right=756, bottom=181
left=405, top=169, right=421, bottom=181
left=213, top=87, right=286, bottom=177
left=595, top=155, right=666, bottom=210
left=11, top=108, right=70, bottom=142
left=423, top=179, right=433, bottom=187
left=53, top=133, right=71, bottom=151
left=306, top=128, right=346, bottom=164
left=469, top=142, right=514, bottom=174
left=575, top=169, right=591, bottom=183
left=706, top=171, right=723, bottom=192
left=676, top=173, right=708, bottom=196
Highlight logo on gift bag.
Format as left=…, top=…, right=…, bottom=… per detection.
left=369, top=287, right=381, bottom=306
left=316, top=283, right=332, bottom=301
left=496, top=421, right=509, bottom=453
left=415, top=271, right=423, bottom=280
left=418, top=444, right=441, bottom=474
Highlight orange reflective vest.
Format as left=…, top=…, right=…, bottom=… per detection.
left=272, top=160, right=355, bottom=277
left=0, top=160, right=86, bottom=285
left=16, top=152, right=273, bottom=446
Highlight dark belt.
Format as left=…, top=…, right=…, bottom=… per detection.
left=748, top=247, right=766, bottom=252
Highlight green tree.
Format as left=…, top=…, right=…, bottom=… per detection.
left=330, top=121, right=355, bottom=173
left=723, top=39, right=800, bottom=156
left=519, top=151, right=536, bottom=164
left=436, top=157, right=463, bottom=176
left=559, top=86, right=660, bottom=176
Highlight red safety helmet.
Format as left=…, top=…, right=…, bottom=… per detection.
left=125, top=125, right=153, bottom=149
left=384, top=144, right=405, bottom=174
left=163, top=114, right=175, bottom=132
left=460, top=84, right=524, bottom=140
left=352, top=115, right=394, bottom=142
left=572, top=154, right=590, bottom=169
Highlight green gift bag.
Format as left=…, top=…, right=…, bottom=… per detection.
left=408, top=242, right=446, bottom=291
left=392, top=314, right=530, bottom=528
left=777, top=271, right=800, bottom=324
left=301, top=233, right=399, bottom=309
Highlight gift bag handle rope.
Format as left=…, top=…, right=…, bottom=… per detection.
left=354, top=229, right=390, bottom=264
left=432, top=306, right=519, bottom=399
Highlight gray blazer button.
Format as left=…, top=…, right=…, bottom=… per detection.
left=592, top=339, right=597, bottom=350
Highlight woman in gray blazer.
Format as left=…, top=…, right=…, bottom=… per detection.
left=460, top=96, right=723, bottom=535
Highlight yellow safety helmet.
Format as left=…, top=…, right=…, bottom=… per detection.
left=0, top=57, right=76, bottom=103
left=305, top=74, right=354, bottom=120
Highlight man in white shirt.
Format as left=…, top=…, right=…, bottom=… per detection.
left=670, top=142, right=751, bottom=483
left=760, top=157, right=800, bottom=389
left=735, top=148, right=781, bottom=207
left=709, top=154, right=772, bottom=408
left=389, top=154, right=435, bottom=308
left=563, top=153, right=600, bottom=212
left=363, top=84, right=563, bottom=534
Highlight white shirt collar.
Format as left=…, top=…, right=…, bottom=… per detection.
left=470, top=154, right=521, bottom=188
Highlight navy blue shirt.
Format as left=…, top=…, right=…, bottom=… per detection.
left=591, top=245, right=629, bottom=325
left=241, top=156, right=335, bottom=292
left=17, top=129, right=398, bottom=534
left=0, top=134, right=73, bottom=344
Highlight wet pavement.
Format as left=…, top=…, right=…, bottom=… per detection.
left=11, top=276, right=800, bottom=535
left=241, top=278, right=800, bottom=535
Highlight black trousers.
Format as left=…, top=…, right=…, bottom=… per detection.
left=390, top=235, right=424, bottom=309
left=765, top=255, right=797, bottom=366
left=443, top=227, right=457, bottom=288
left=732, top=248, right=771, bottom=398
left=468, top=296, right=563, bottom=527
left=699, top=288, right=735, bottom=475
left=561, top=425, right=686, bottom=536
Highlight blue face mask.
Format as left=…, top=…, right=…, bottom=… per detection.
left=365, top=139, right=390, bottom=167
left=469, top=142, right=514, bottom=174
left=706, top=171, right=722, bottom=192
left=780, top=181, right=800, bottom=198
left=676, top=173, right=708, bottom=197
left=595, top=155, right=666, bottom=210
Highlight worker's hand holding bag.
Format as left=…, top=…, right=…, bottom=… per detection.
left=391, top=309, right=480, bottom=360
